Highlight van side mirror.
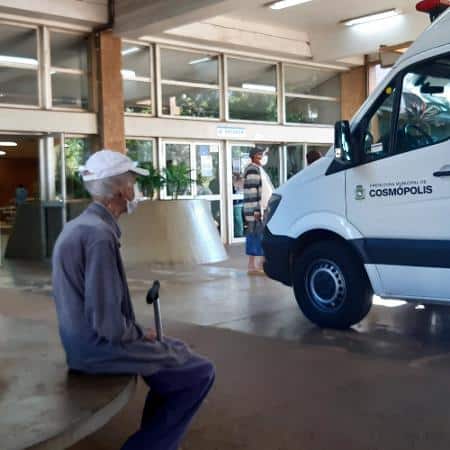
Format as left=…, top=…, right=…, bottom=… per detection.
left=334, top=120, right=353, bottom=163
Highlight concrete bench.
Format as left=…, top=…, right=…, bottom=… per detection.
left=0, top=315, right=136, bottom=450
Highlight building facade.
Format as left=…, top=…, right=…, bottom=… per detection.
left=0, top=4, right=351, bottom=258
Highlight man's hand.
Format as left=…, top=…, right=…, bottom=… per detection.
left=145, top=329, right=157, bottom=342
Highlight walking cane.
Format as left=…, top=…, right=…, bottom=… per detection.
left=146, top=280, right=163, bottom=342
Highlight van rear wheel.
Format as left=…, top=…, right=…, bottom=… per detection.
left=293, top=240, right=372, bottom=329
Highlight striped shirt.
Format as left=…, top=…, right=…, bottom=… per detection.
left=243, top=163, right=262, bottom=223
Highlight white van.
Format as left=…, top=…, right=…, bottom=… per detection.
left=263, top=6, right=450, bottom=329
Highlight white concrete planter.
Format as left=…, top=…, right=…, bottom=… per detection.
left=119, top=199, right=227, bottom=266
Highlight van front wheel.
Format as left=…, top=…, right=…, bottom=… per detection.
left=292, top=240, right=372, bottom=329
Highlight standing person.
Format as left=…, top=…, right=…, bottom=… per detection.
left=243, top=146, right=274, bottom=275
left=52, top=150, right=215, bottom=450
left=15, top=184, right=28, bottom=206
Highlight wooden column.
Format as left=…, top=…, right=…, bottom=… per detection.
left=97, top=31, right=125, bottom=152
left=340, top=66, right=368, bottom=121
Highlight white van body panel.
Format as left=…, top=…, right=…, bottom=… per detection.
left=377, top=265, right=450, bottom=300
left=269, top=155, right=347, bottom=239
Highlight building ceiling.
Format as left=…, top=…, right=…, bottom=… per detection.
left=225, top=0, right=419, bottom=31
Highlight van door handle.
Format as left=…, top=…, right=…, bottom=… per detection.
left=434, top=165, right=450, bottom=177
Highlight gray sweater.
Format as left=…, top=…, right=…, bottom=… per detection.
left=52, top=202, right=192, bottom=376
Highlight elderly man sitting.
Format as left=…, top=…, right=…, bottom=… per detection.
left=52, top=150, right=215, bottom=450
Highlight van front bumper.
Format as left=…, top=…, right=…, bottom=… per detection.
left=262, top=228, right=294, bottom=286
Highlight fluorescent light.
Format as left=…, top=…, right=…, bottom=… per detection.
left=0, top=151, right=6, bottom=156
left=121, top=69, right=136, bottom=80
left=342, top=9, right=401, bottom=27
left=269, top=0, right=312, bottom=10
left=189, top=57, right=212, bottom=65
left=0, top=141, right=17, bottom=147
left=242, top=83, right=276, bottom=93
left=122, top=46, right=140, bottom=56
left=0, top=55, right=38, bottom=67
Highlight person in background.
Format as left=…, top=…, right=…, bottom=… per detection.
left=52, top=150, right=215, bottom=450
left=243, top=146, right=274, bottom=275
left=306, top=149, right=322, bottom=166
left=15, top=184, right=28, bottom=206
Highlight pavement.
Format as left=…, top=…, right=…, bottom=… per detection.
left=2, top=245, right=450, bottom=449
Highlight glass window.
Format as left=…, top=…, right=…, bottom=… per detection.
left=122, top=43, right=152, bottom=114
left=50, top=32, right=88, bottom=71
left=161, top=48, right=218, bottom=85
left=160, top=48, right=219, bottom=119
left=165, top=143, right=192, bottom=197
left=285, top=65, right=341, bottom=125
left=50, top=32, right=90, bottom=109
left=360, top=86, right=396, bottom=159
left=397, top=56, right=450, bottom=154
left=51, top=72, right=89, bottom=109
left=195, top=144, right=220, bottom=195
left=228, top=58, right=278, bottom=122
left=287, top=144, right=305, bottom=179
left=0, top=24, right=38, bottom=106
left=64, top=138, right=91, bottom=200
left=161, top=85, right=219, bottom=118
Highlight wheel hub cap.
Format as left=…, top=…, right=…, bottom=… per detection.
left=306, top=259, right=347, bottom=312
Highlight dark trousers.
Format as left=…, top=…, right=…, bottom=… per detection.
left=121, top=356, right=215, bottom=450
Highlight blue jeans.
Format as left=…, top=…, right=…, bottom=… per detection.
left=121, top=355, right=215, bottom=450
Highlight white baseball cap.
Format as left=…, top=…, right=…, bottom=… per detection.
left=79, top=149, right=149, bottom=181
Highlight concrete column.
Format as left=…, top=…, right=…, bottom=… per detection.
left=97, top=31, right=125, bottom=152
left=340, top=66, right=367, bottom=121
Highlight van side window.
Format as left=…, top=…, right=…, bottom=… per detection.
left=396, top=55, right=450, bottom=154
left=359, top=87, right=396, bottom=160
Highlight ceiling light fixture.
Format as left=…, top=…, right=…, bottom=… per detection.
left=242, top=83, right=276, bottom=93
left=269, top=0, right=312, bottom=10
left=0, top=141, right=17, bottom=147
left=121, top=46, right=140, bottom=56
left=342, top=9, right=402, bottom=27
left=189, top=57, right=212, bottom=65
left=0, top=151, right=6, bottom=156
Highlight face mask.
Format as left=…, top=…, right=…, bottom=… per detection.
left=261, top=155, right=268, bottom=166
left=126, top=184, right=142, bottom=215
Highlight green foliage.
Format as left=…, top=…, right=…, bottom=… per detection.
left=138, top=162, right=166, bottom=199
left=164, top=162, right=194, bottom=199
left=228, top=91, right=277, bottom=122
left=65, top=138, right=90, bottom=199
left=177, top=91, right=219, bottom=118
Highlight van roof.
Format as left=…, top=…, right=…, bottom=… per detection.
left=396, top=9, right=450, bottom=66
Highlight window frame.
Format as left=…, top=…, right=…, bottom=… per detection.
left=122, top=40, right=155, bottom=117
left=283, top=62, right=341, bottom=126
left=0, top=20, right=41, bottom=109
left=226, top=54, right=279, bottom=124
left=158, top=44, right=222, bottom=121
left=48, top=28, right=92, bottom=112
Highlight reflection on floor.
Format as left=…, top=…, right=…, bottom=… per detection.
left=2, top=245, right=450, bottom=449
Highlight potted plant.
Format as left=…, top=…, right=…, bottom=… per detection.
left=138, top=162, right=166, bottom=199
left=120, top=160, right=227, bottom=266
left=164, top=162, right=195, bottom=199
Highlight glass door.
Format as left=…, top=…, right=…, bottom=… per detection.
left=161, top=140, right=224, bottom=237
left=228, top=143, right=253, bottom=242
